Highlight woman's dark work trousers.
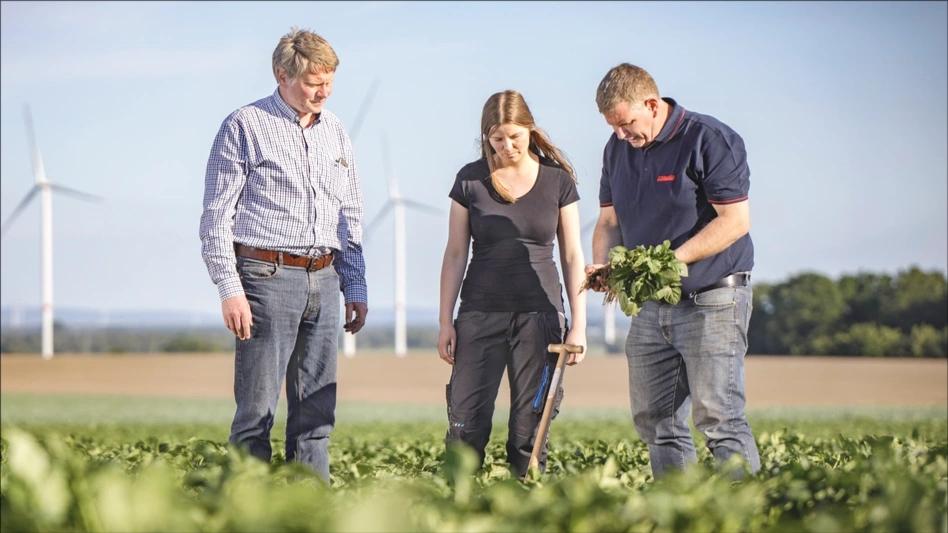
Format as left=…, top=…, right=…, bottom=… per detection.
left=445, top=310, right=566, bottom=476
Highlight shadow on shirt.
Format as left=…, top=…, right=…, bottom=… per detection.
left=459, top=213, right=563, bottom=314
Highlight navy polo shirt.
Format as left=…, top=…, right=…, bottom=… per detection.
left=599, top=98, right=753, bottom=296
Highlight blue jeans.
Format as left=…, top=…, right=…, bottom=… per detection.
left=229, top=256, right=340, bottom=481
left=625, top=286, right=760, bottom=478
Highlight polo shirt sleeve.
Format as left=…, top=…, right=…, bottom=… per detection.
left=558, top=170, right=580, bottom=207
left=598, top=142, right=614, bottom=207
left=700, top=127, right=750, bottom=205
left=448, top=169, right=469, bottom=208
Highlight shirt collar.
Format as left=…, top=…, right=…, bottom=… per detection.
left=271, top=88, right=321, bottom=127
left=653, top=97, right=686, bottom=143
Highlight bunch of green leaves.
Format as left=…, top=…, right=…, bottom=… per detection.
left=585, top=240, right=689, bottom=316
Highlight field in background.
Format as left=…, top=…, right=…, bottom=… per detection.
left=2, top=352, right=946, bottom=407
left=2, top=354, right=946, bottom=532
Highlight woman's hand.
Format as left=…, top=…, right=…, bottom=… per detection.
left=564, top=328, right=586, bottom=366
left=438, top=324, right=457, bottom=365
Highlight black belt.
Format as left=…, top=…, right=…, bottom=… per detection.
left=689, top=272, right=751, bottom=298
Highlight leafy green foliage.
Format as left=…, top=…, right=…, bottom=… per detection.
left=810, top=323, right=906, bottom=357
left=586, top=241, right=689, bottom=317
left=2, top=418, right=945, bottom=532
left=750, top=267, right=948, bottom=357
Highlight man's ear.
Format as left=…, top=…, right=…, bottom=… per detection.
left=276, top=68, right=288, bottom=85
left=644, top=97, right=660, bottom=116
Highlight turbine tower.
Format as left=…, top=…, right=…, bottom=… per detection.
left=603, top=296, right=617, bottom=349
left=341, top=80, right=380, bottom=358
left=1, top=105, right=100, bottom=359
left=364, top=134, right=441, bottom=357
left=581, top=217, right=617, bottom=351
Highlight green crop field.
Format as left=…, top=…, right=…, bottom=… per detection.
left=1, top=394, right=946, bottom=532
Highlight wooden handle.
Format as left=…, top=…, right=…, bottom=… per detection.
left=547, top=343, right=584, bottom=354
left=527, top=348, right=570, bottom=476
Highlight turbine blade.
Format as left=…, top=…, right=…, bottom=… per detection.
left=364, top=202, right=394, bottom=242
left=400, top=199, right=443, bottom=216
left=23, top=104, right=47, bottom=184
left=48, top=184, right=103, bottom=202
left=0, top=187, right=40, bottom=237
left=348, top=79, right=380, bottom=142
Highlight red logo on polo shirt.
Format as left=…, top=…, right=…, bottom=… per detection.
left=656, top=174, right=676, bottom=183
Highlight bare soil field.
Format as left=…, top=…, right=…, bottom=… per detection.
left=2, top=352, right=945, bottom=408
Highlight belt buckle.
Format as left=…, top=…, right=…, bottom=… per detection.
left=306, top=255, right=317, bottom=271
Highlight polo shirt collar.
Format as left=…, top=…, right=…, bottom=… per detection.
left=271, top=88, right=321, bottom=127
left=653, top=97, right=686, bottom=143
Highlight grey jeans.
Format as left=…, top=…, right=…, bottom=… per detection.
left=229, top=256, right=340, bottom=481
left=625, top=286, right=760, bottom=478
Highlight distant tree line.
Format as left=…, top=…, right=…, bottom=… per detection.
left=0, top=325, right=444, bottom=355
left=749, top=267, right=946, bottom=357
left=1, top=267, right=945, bottom=357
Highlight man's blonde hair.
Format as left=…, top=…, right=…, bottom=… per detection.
left=595, top=63, right=660, bottom=113
left=272, top=27, right=339, bottom=81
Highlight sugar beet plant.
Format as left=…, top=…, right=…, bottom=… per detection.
left=584, top=240, right=689, bottom=316
left=2, top=420, right=946, bottom=532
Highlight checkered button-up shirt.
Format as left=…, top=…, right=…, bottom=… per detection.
left=200, top=89, right=366, bottom=303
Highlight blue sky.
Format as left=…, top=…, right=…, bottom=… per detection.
left=1, top=1, right=946, bottom=320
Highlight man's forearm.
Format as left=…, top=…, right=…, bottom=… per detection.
left=337, top=241, right=367, bottom=304
left=199, top=211, right=243, bottom=301
left=674, top=214, right=749, bottom=265
left=592, top=223, right=622, bottom=265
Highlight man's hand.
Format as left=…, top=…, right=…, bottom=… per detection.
left=584, top=264, right=610, bottom=292
left=344, top=302, right=368, bottom=334
left=437, top=324, right=457, bottom=365
left=222, top=295, right=252, bottom=340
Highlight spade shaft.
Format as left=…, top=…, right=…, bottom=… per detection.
left=527, top=343, right=583, bottom=475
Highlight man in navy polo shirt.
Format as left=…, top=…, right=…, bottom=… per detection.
left=587, top=63, right=760, bottom=478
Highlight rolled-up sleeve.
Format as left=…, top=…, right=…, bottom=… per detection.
left=334, top=133, right=367, bottom=304
left=199, top=114, right=247, bottom=301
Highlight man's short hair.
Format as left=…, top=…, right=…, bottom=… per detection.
left=595, top=63, right=660, bottom=113
left=272, top=27, right=339, bottom=81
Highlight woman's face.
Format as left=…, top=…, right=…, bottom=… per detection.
left=488, top=123, right=531, bottom=165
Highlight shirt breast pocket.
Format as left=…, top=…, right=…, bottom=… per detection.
left=315, top=154, right=348, bottom=198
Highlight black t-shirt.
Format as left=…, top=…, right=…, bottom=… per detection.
left=449, top=157, right=580, bottom=313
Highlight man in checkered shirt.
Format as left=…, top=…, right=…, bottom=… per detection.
left=199, top=28, right=367, bottom=481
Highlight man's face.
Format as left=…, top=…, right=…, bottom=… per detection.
left=603, top=99, right=659, bottom=148
left=278, top=67, right=334, bottom=117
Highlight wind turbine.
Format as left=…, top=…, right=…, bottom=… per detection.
left=581, top=216, right=617, bottom=352
left=341, top=80, right=380, bottom=358
left=364, top=134, right=441, bottom=357
left=1, top=105, right=100, bottom=359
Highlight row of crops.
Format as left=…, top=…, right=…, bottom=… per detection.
left=2, top=416, right=946, bottom=532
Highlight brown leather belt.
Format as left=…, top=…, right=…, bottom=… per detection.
left=235, top=244, right=333, bottom=271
